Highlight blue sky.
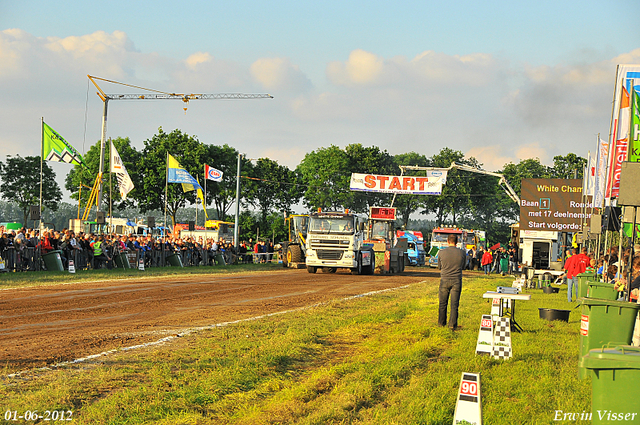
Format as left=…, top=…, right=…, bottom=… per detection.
left=1, top=0, right=640, bottom=198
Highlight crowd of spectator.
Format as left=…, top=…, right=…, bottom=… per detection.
left=0, top=226, right=278, bottom=272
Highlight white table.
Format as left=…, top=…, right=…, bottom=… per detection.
left=483, top=292, right=532, bottom=332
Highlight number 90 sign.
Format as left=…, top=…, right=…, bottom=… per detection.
left=460, top=381, right=478, bottom=397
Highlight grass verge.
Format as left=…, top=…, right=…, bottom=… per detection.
left=0, top=263, right=282, bottom=290
left=0, top=274, right=589, bottom=424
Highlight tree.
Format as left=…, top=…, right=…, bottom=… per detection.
left=247, top=158, right=302, bottom=225
left=297, top=145, right=352, bottom=211
left=65, top=137, right=142, bottom=215
left=136, top=128, right=207, bottom=227
left=0, top=155, right=62, bottom=226
left=551, top=153, right=586, bottom=179
left=421, top=148, right=478, bottom=226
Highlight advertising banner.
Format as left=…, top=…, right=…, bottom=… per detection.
left=519, top=179, right=592, bottom=231
left=606, top=65, right=640, bottom=199
left=350, top=170, right=448, bottom=195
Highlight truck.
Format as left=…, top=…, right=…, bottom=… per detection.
left=396, top=230, right=426, bottom=266
left=281, top=214, right=308, bottom=268
left=304, top=210, right=374, bottom=274
left=428, top=226, right=466, bottom=267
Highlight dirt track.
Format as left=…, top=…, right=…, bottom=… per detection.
left=0, top=268, right=443, bottom=374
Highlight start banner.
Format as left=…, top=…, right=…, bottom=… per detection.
left=350, top=171, right=448, bottom=195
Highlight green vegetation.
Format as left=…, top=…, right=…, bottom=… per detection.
left=0, top=263, right=281, bottom=289
left=0, top=274, right=590, bottom=424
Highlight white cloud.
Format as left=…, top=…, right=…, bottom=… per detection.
left=326, top=49, right=384, bottom=86
left=185, top=52, right=213, bottom=69
left=250, top=57, right=311, bottom=92
left=466, top=146, right=516, bottom=171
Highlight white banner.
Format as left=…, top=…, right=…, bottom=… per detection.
left=110, top=141, right=134, bottom=200
left=350, top=171, right=448, bottom=195
left=594, top=136, right=608, bottom=208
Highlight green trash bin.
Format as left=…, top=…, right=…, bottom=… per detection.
left=577, top=272, right=596, bottom=299
left=166, top=253, right=183, bottom=267
left=42, top=250, right=64, bottom=271
left=582, top=345, right=640, bottom=424
left=114, top=252, right=131, bottom=269
left=577, top=298, right=640, bottom=379
left=587, top=282, right=619, bottom=300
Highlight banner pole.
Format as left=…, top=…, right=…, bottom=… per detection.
left=234, top=154, right=242, bottom=256
left=204, top=164, right=207, bottom=247
left=40, top=117, right=44, bottom=232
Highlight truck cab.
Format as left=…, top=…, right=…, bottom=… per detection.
left=305, top=211, right=373, bottom=274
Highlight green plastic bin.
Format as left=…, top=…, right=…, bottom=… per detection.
left=578, top=298, right=640, bottom=379
left=582, top=345, right=640, bottom=424
left=114, top=252, right=131, bottom=269
left=587, top=282, right=619, bottom=301
left=577, top=272, right=596, bottom=299
left=42, top=250, right=64, bottom=271
left=214, top=253, right=226, bottom=265
left=166, top=253, right=183, bottom=267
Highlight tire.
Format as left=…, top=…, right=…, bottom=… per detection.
left=352, top=253, right=363, bottom=275
left=307, top=266, right=317, bottom=274
left=288, top=245, right=303, bottom=263
left=326, top=267, right=337, bottom=273
left=281, top=243, right=289, bottom=268
left=365, top=250, right=375, bottom=275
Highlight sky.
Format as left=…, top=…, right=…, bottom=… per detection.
left=1, top=0, right=640, bottom=202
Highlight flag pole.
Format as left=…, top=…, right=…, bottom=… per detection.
left=204, top=164, right=207, bottom=248
left=109, top=139, right=113, bottom=233
left=40, top=117, right=44, bottom=232
left=164, top=151, right=169, bottom=236
left=234, top=153, right=242, bottom=257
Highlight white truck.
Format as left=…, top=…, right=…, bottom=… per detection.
left=304, top=210, right=374, bottom=274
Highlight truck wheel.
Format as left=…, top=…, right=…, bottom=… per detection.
left=365, top=250, right=375, bottom=275
left=288, top=245, right=303, bottom=263
left=307, top=266, right=317, bottom=274
left=281, top=243, right=289, bottom=268
left=352, top=253, right=363, bottom=275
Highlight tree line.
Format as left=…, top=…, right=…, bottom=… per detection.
left=0, top=127, right=586, bottom=244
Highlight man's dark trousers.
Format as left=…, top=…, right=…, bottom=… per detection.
left=438, top=279, right=461, bottom=328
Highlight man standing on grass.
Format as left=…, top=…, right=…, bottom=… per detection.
left=438, top=233, right=467, bottom=330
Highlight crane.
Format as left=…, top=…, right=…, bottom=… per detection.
left=84, top=75, right=273, bottom=220
left=391, top=162, right=520, bottom=206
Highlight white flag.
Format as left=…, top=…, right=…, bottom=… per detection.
left=110, top=141, right=134, bottom=200
left=594, top=137, right=608, bottom=208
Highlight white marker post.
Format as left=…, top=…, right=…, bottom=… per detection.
left=453, top=372, right=482, bottom=425
left=492, top=317, right=512, bottom=360
left=68, top=259, right=75, bottom=274
left=475, top=314, right=493, bottom=356
left=138, top=257, right=145, bottom=271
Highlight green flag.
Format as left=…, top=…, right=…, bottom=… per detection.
left=631, top=90, right=640, bottom=162
left=42, top=122, right=86, bottom=167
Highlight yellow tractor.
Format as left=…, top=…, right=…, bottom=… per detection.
left=281, top=214, right=308, bottom=268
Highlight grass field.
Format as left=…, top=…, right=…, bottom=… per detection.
left=0, top=273, right=590, bottom=424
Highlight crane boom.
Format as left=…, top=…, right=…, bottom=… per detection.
left=449, top=162, right=520, bottom=204
left=100, top=93, right=273, bottom=101
left=85, top=74, right=273, bottom=216
left=396, top=162, right=520, bottom=204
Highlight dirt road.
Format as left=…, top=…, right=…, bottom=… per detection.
left=0, top=268, right=442, bottom=374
